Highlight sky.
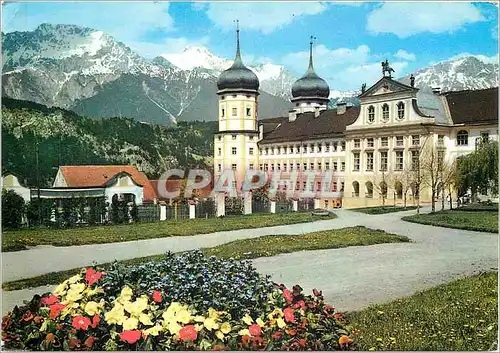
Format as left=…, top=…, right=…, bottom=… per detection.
left=2, top=1, right=499, bottom=91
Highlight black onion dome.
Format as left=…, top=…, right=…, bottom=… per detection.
left=217, top=26, right=259, bottom=92
left=291, top=40, right=330, bottom=100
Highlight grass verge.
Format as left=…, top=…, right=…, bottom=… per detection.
left=347, top=271, right=498, bottom=351
left=353, top=206, right=418, bottom=215
left=2, top=212, right=326, bottom=252
left=402, top=210, right=498, bottom=233
left=2, top=226, right=408, bottom=291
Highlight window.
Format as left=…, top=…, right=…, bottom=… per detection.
left=221, top=96, right=225, bottom=100
left=481, top=131, right=489, bottom=143
left=367, top=138, right=374, bottom=148
left=381, top=137, right=388, bottom=147
left=259, top=164, right=263, bottom=170
left=366, top=152, right=374, bottom=171
left=303, top=146, right=307, bottom=153
left=396, top=136, right=404, bottom=147
left=277, top=163, right=281, bottom=170
left=232, top=164, right=237, bottom=170
left=341, top=142, right=346, bottom=151
left=218, top=136, right=222, bottom=141
left=246, top=107, right=251, bottom=117
left=310, top=162, right=314, bottom=170
left=309, top=144, right=314, bottom=153
left=437, top=135, right=444, bottom=146
left=353, top=153, right=360, bottom=171
left=380, top=151, right=388, bottom=171
left=366, top=182, right=373, bottom=198
left=354, top=139, right=361, bottom=148
left=264, top=163, right=269, bottom=170
left=303, top=163, right=307, bottom=170
left=289, top=146, right=293, bottom=154
left=437, top=151, right=444, bottom=166
left=277, top=147, right=281, bottom=155
left=317, top=144, right=322, bottom=152
left=249, top=147, right=254, bottom=155
left=218, top=164, right=222, bottom=172
left=232, top=107, right=237, bottom=116
left=232, top=147, right=237, bottom=155
left=283, top=146, right=287, bottom=155
left=316, top=182, right=321, bottom=191
left=265, top=147, right=269, bottom=155
left=232, top=181, right=237, bottom=188
left=249, top=163, right=254, bottom=170
left=412, top=135, right=420, bottom=146
left=333, top=162, right=338, bottom=171
left=249, top=135, right=254, bottom=140
left=325, top=143, right=330, bottom=152
left=333, top=181, right=337, bottom=192
left=217, top=148, right=221, bottom=156
left=395, top=151, right=404, bottom=170
left=296, top=146, right=300, bottom=153
left=368, top=105, right=375, bottom=123
left=382, top=104, right=389, bottom=121
left=303, top=181, right=307, bottom=190
left=283, top=163, right=287, bottom=171
left=232, top=135, right=237, bottom=140
left=271, top=165, right=275, bottom=171
left=352, top=181, right=360, bottom=197
left=333, top=142, right=338, bottom=151
left=270, top=148, right=274, bottom=155
left=397, top=102, right=405, bottom=120
left=456, top=130, right=468, bottom=145
left=317, top=162, right=322, bottom=170
left=411, top=150, right=419, bottom=170
left=221, top=108, right=225, bottom=117
left=325, top=162, right=330, bottom=170
left=341, top=182, right=344, bottom=191
left=341, top=162, right=345, bottom=171
left=259, top=148, right=262, bottom=155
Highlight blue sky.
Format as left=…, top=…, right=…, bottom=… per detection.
left=2, top=1, right=498, bottom=91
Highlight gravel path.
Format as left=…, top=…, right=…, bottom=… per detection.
left=2, top=206, right=497, bottom=315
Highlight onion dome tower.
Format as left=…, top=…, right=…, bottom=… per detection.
left=291, top=36, right=330, bottom=113
left=213, top=21, right=260, bottom=188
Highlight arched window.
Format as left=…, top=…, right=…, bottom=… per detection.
left=352, top=181, right=360, bottom=197
left=365, top=181, right=373, bottom=198
left=457, top=130, right=468, bottom=146
left=380, top=181, right=388, bottom=198
left=382, top=104, right=390, bottom=121
left=368, top=106, right=375, bottom=123
left=397, top=102, right=405, bottom=120
left=395, top=181, right=403, bottom=199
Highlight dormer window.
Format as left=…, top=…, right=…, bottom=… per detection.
left=246, top=108, right=251, bottom=117
left=368, top=106, right=375, bottom=123
left=397, top=102, right=405, bottom=120
left=221, top=108, right=225, bottom=117
left=382, top=104, right=389, bottom=121
left=232, top=107, right=237, bottom=116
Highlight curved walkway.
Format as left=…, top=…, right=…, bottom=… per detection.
left=2, top=207, right=498, bottom=315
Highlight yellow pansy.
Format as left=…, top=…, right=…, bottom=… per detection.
left=105, top=303, right=126, bottom=325
left=70, top=283, right=86, bottom=294
left=276, top=317, right=286, bottom=328
left=65, top=290, right=83, bottom=302
left=167, top=321, right=182, bottom=335
left=84, top=287, right=103, bottom=298
left=215, top=330, right=225, bottom=340
left=268, top=308, right=283, bottom=320
left=162, top=310, right=176, bottom=324
left=84, top=301, right=101, bottom=316
left=208, top=308, right=219, bottom=319
left=124, top=300, right=146, bottom=316
left=204, top=317, right=219, bottom=331
left=194, top=324, right=204, bottom=332
left=139, top=313, right=153, bottom=326
left=220, top=322, right=231, bottom=334
left=176, top=309, right=193, bottom=324
left=67, top=274, right=82, bottom=284
left=242, top=314, right=253, bottom=325
left=238, top=329, right=250, bottom=336
left=53, top=282, right=68, bottom=296
left=167, top=302, right=184, bottom=314
left=256, top=318, right=265, bottom=327
left=123, top=317, right=139, bottom=330
left=118, top=286, right=133, bottom=303
left=144, top=325, right=162, bottom=337
left=194, top=315, right=206, bottom=322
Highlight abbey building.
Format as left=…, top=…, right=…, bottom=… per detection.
left=213, top=29, right=498, bottom=208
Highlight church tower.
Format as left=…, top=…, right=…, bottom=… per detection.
left=291, top=37, right=330, bottom=114
left=213, top=22, right=260, bottom=188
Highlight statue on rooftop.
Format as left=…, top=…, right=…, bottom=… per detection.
left=410, top=74, right=415, bottom=87
left=361, top=83, right=366, bottom=93
left=381, top=59, right=395, bottom=78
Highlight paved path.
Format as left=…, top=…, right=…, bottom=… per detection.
left=2, top=207, right=498, bottom=315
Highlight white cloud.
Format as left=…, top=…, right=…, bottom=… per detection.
left=367, top=3, right=485, bottom=38
left=202, top=2, right=329, bottom=34
left=447, top=52, right=499, bottom=64
left=394, top=49, right=416, bottom=61
left=2, top=2, right=174, bottom=42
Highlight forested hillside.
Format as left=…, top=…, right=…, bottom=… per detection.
left=1, top=98, right=217, bottom=187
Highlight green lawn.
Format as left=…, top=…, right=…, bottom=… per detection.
left=353, top=206, right=418, bottom=215
left=2, top=226, right=408, bottom=291
left=347, top=272, right=498, bottom=351
left=2, top=212, right=326, bottom=252
left=402, top=210, right=498, bottom=233
left=456, top=203, right=498, bottom=212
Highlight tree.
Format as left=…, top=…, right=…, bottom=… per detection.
left=439, top=160, right=457, bottom=210
left=420, top=143, right=444, bottom=213
left=393, top=167, right=414, bottom=209
left=369, top=170, right=393, bottom=207
left=2, top=189, right=25, bottom=229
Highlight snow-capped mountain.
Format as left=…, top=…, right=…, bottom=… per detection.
left=400, top=56, right=499, bottom=92
left=2, top=24, right=291, bottom=125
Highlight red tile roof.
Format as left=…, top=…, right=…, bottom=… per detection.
left=59, top=165, right=156, bottom=202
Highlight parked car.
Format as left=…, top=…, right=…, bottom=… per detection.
left=311, top=208, right=330, bottom=216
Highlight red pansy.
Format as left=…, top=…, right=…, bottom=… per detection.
left=152, top=290, right=162, bottom=303
left=179, top=325, right=197, bottom=342
left=49, top=304, right=66, bottom=319
left=286, top=328, right=296, bottom=336
left=299, top=338, right=307, bottom=347
left=85, top=268, right=104, bottom=286
left=293, top=300, right=305, bottom=311
left=272, top=331, right=282, bottom=340
left=120, top=330, right=141, bottom=344
left=248, top=324, right=261, bottom=337
left=68, top=338, right=80, bottom=349
left=22, top=312, right=34, bottom=322
left=283, top=307, right=296, bottom=323
left=282, top=289, right=293, bottom=303
left=84, top=336, right=97, bottom=348
left=72, top=315, right=91, bottom=331
left=41, top=295, right=59, bottom=306
left=91, top=315, right=100, bottom=329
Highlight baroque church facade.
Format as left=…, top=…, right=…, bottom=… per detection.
left=213, top=29, right=498, bottom=209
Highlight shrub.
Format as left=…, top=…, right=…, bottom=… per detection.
left=1, top=189, right=25, bottom=229
left=2, top=252, right=354, bottom=351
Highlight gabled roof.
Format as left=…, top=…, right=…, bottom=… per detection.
left=442, top=87, right=498, bottom=125
left=358, top=76, right=418, bottom=98
left=259, top=106, right=360, bottom=144
left=58, top=165, right=156, bottom=202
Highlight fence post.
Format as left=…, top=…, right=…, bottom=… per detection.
left=189, top=202, right=196, bottom=219
left=160, top=204, right=166, bottom=221
left=292, top=199, right=298, bottom=212
left=270, top=200, right=276, bottom=214
left=244, top=191, right=252, bottom=215
left=314, top=198, right=321, bottom=209
left=216, top=193, right=225, bottom=217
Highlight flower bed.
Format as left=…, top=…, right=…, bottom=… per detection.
left=2, top=251, right=354, bottom=351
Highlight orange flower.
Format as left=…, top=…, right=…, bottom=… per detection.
left=33, top=316, right=43, bottom=325
left=299, top=338, right=307, bottom=347
left=72, top=316, right=91, bottom=331
left=286, top=329, right=296, bottom=336
left=301, top=319, right=308, bottom=328
left=91, top=315, right=100, bottom=329
left=68, top=338, right=80, bottom=350
left=45, top=333, right=55, bottom=344
left=23, top=311, right=34, bottom=322
left=283, top=308, right=295, bottom=323
left=49, top=303, right=66, bottom=320
left=85, top=268, right=104, bottom=286
left=248, top=324, right=261, bottom=337
left=152, top=290, right=162, bottom=303
left=179, top=325, right=197, bottom=342
left=282, top=289, right=293, bottom=303
left=334, top=313, right=343, bottom=320
left=339, top=335, right=353, bottom=345
left=271, top=331, right=282, bottom=340
left=84, top=336, right=97, bottom=348
left=120, top=330, right=141, bottom=344
left=41, top=295, right=59, bottom=306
